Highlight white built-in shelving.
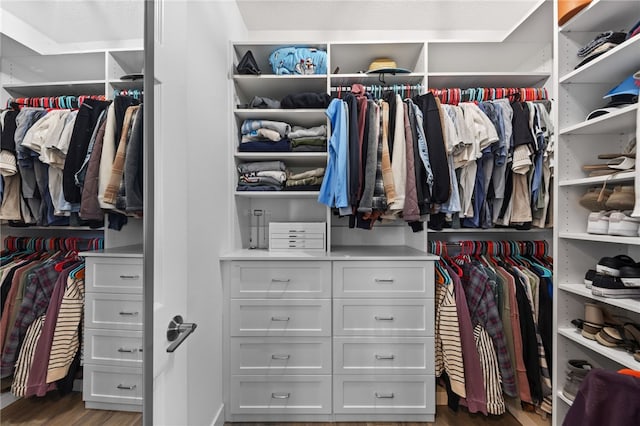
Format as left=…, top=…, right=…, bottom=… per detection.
left=554, top=1, right=640, bottom=425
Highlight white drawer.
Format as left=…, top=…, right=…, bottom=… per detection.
left=333, top=375, right=435, bottom=414
left=230, top=375, right=331, bottom=414
left=85, top=293, right=143, bottom=330
left=231, top=337, right=331, bottom=374
left=333, top=261, right=432, bottom=298
left=84, top=329, right=143, bottom=367
left=83, top=364, right=143, bottom=406
left=334, top=337, right=434, bottom=375
left=230, top=299, right=331, bottom=337
left=270, top=238, right=325, bottom=250
left=334, top=299, right=433, bottom=336
left=230, top=261, right=331, bottom=298
left=86, top=258, right=143, bottom=294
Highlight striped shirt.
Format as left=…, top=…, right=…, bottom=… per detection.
left=474, top=324, right=505, bottom=415
left=11, top=315, right=46, bottom=397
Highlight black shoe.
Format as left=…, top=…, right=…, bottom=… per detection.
left=619, top=266, right=640, bottom=288
left=584, top=269, right=597, bottom=288
left=592, top=274, right=640, bottom=298
left=596, top=255, right=636, bottom=277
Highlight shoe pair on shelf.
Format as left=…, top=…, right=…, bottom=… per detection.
left=580, top=185, right=635, bottom=212
left=587, top=210, right=640, bottom=236
left=584, top=255, right=640, bottom=298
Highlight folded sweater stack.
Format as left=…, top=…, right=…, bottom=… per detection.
left=239, top=120, right=291, bottom=152
left=289, top=125, right=327, bottom=152
left=237, top=161, right=287, bottom=191
left=284, top=167, right=325, bottom=191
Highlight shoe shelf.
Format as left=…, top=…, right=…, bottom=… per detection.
left=559, top=232, right=640, bottom=245
left=559, top=283, right=640, bottom=314
left=559, top=36, right=640, bottom=85
left=558, top=171, right=635, bottom=187
left=558, top=327, right=639, bottom=369
left=559, top=0, right=640, bottom=33
left=559, top=104, right=638, bottom=136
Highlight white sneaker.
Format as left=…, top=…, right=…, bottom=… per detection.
left=608, top=211, right=640, bottom=237
left=587, top=211, right=611, bottom=235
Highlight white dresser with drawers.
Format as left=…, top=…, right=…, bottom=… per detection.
left=221, top=246, right=437, bottom=422
left=81, top=245, right=144, bottom=412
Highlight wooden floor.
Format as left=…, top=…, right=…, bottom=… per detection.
left=0, top=391, right=141, bottom=426
left=1, top=391, right=523, bottom=426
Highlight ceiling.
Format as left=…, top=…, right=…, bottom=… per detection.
left=0, top=0, right=545, bottom=56
left=236, top=0, right=543, bottom=37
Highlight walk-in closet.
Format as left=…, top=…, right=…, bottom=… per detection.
left=1, top=1, right=639, bottom=425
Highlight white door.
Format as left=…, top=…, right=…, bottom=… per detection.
left=146, top=1, right=192, bottom=424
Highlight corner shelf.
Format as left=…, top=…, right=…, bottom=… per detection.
left=427, top=72, right=550, bottom=88
left=559, top=232, right=640, bottom=245
left=558, top=37, right=640, bottom=85
left=558, top=327, right=639, bottom=369
left=558, top=283, right=640, bottom=314
left=558, top=171, right=635, bottom=187
left=559, top=104, right=638, bottom=136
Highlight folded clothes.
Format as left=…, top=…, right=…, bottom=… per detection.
left=241, top=128, right=282, bottom=142
left=237, top=160, right=286, bottom=174
left=281, top=92, right=331, bottom=109
left=238, top=139, right=291, bottom=152
left=628, top=19, right=640, bottom=39
left=288, top=167, right=325, bottom=180
left=291, top=137, right=327, bottom=147
left=286, top=176, right=324, bottom=187
left=242, top=170, right=288, bottom=183
left=238, top=95, right=281, bottom=109
left=292, top=145, right=326, bottom=152
left=239, top=175, right=284, bottom=187
left=575, top=42, right=619, bottom=69
left=288, top=125, right=327, bottom=139
left=282, top=184, right=321, bottom=191
left=577, top=31, right=627, bottom=57
left=237, top=184, right=281, bottom=191
left=241, top=120, right=290, bottom=137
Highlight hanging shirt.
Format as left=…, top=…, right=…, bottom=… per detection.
left=318, top=98, right=349, bottom=208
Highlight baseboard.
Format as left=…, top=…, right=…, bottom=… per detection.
left=1, top=391, right=19, bottom=409
left=211, top=403, right=224, bottom=426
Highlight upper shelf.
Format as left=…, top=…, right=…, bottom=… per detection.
left=559, top=104, right=638, bottom=135
left=427, top=72, right=550, bottom=89
left=559, top=232, right=640, bottom=245
left=3, top=80, right=105, bottom=97
left=560, top=0, right=640, bottom=33
left=559, top=36, right=640, bottom=85
left=330, top=73, right=424, bottom=87
left=233, top=75, right=327, bottom=103
left=559, top=283, right=640, bottom=314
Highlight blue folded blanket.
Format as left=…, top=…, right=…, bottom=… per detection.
left=269, top=47, right=327, bottom=75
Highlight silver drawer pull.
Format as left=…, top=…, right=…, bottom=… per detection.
left=288, top=229, right=305, bottom=233
left=271, top=278, right=291, bottom=283
left=120, top=275, right=140, bottom=279
left=374, top=316, right=394, bottom=321
left=117, top=384, right=136, bottom=390
left=271, top=392, right=290, bottom=399
left=374, top=278, right=395, bottom=283
left=271, top=316, right=290, bottom=321
left=272, top=354, right=290, bottom=360
left=375, top=392, right=394, bottom=399
left=119, top=311, right=139, bottom=316
left=117, top=348, right=138, bottom=353
left=375, top=354, right=395, bottom=360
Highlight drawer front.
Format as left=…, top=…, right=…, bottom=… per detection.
left=270, top=238, right=325, bottom=250
left=86, top=258, right=143, bottom=294
left=271, top=232, right=324, bottom=240
left=333, top=375, right=435, bottom=414
left=334, top=299, right=433, bottom=336
left=231, top=337, right=331, bottom=374
left=334, top=337, right=434, bottom=375
left=333, top=261, right=433, bottom=298
left=231, top=261, right=331, bottom=298
left=83, top=365, right=143, bottom=405
left=85, top=293, right=143, bottom=330
left=84, top=329, right=144, bottom=367
left=230, top=299, right=331, bottom=336
left=230, top=375, right=331, bottom=414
